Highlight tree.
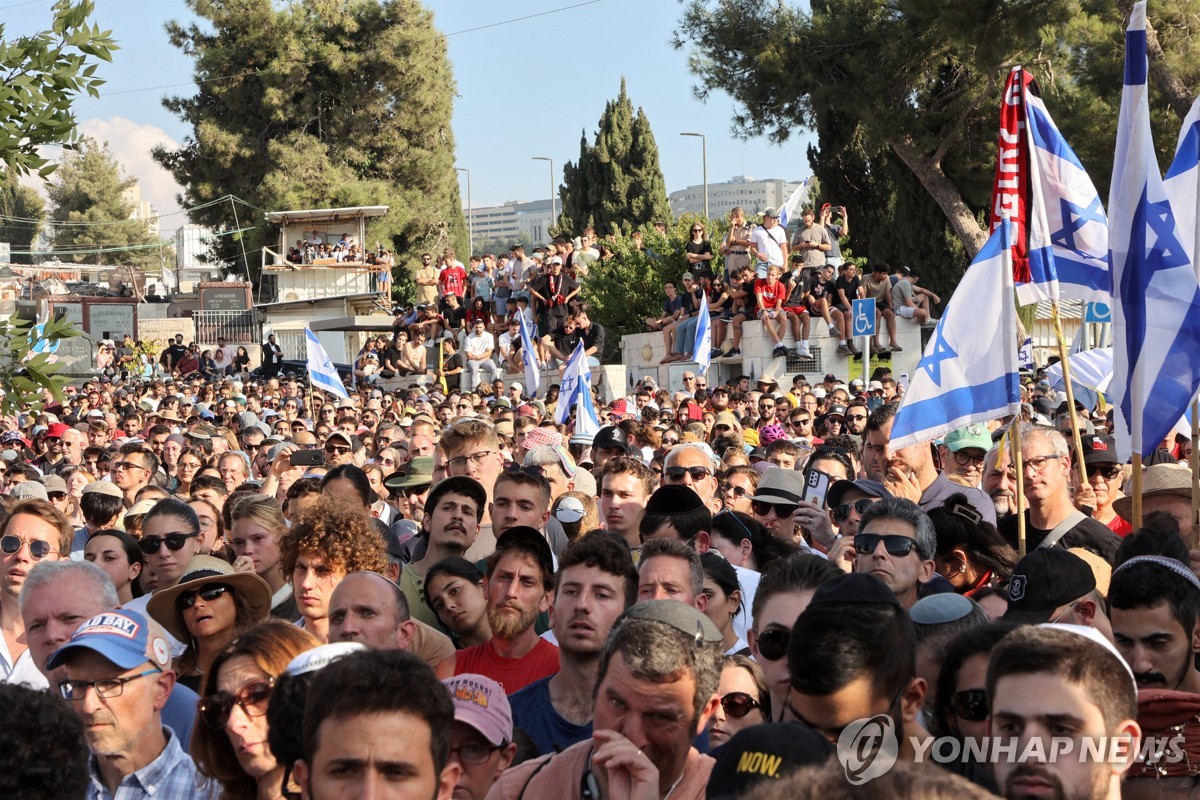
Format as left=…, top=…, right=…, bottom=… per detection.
left=44, top=139, right=162, bottom=270
left=0, top=1, right=117, bottom=178
left=557, top=79, right=672, bottom=237
left=0, top=174, right=45, bottom=265
left=154, top=0, right=466, bottom=278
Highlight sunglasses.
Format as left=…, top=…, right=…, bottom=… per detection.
left=664, top=466, right=712, bottom=482
left=138, top=532, right=199, bottom=554
left=831, top=498, right=876, bottom=524
left=178, top=584, right=232, bottom=610
left=720, top=691, right=762, bottom=718
left=854, top=533, right=918, bottom=557
left=662, top=437, right=680, bottom=446
left=325, top=445, right=351, bottom=455
left=1, top=535, right=57, bottom=560
left=1087, top=464, right=1122, bottom=480
left=751, top=500, right=797, bottom=518
left=755, top=627, right=790, bottom=661
left=952, top=689, right=988, bottom=722
left=200, top=677, right=275, bottom=730
left=721, top=484, right=749, bottom=498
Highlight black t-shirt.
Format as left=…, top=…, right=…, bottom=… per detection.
left=384, top=346, right=405, bottom=369
left=533, top=273, right=578, bottom=316
left=834, top=275, right=862, bottom=307
left=443, top=351, right=466, bottom=374
left=553, top=329, right=581, bottom=354
left=161, top=343, right=187, bottom=368
left=739, top=280, right=758, bottom=315
left=686, top=240, right=713, bottom=260
left=998, top=511, right=1121, bottom=564
left=443, top=305, right=466, bottom=330
left=579, top=322, right=606, bottom=356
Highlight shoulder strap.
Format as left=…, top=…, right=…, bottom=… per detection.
left=1037, top=510, right=1087, bottom=550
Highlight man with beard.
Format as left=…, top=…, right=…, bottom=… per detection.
left=1110, top=556, right=1200, bottom=694
left=454, top=527, right=558, bottom=694
left=508, top=533, right=637, bottom=756
left=401, top=476, right=486, bottom=629
left=984, top=443, right=1018, bottom=522
left=988, top=624, right=1140, bottom=800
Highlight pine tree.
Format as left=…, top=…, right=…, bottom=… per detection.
left=558, top=79, right=672, bottom=237
left=0, top=172, right=45, bottom=265
left=154, top=0, right=466, bottom=275
left=44, top=139, right=162, bottom=270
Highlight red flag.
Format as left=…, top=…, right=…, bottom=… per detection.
left=990, top=67, right=1033, bottom=285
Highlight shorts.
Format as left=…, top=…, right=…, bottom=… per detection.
left=826, top=256, right=844, bottom=268
left=896, top=305, right=916, bottom=320
left=782, top=305, right=808, bottom=317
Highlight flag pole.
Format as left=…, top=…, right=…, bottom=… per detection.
left=1191, top=400, right=1199, bottom=548
left=1050, top=302, right=1089, bottom=487
left=1012, top=421, right=1027, bottom=556
left=1132, top=453, right=1143, bottom=529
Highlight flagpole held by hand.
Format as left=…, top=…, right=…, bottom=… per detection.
left=1050, top=303, right=1089, bottom=488
left=1012, top=422, right=1026, bottom=557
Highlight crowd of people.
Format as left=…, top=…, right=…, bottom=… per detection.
left=0, top=342, right=1194, bottom=800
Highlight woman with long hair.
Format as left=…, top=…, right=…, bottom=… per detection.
left=423, top=557, right=492, bottom=647
left=928, top=494, right=1019, bottom=596
left=60, top=465, right=93, bottom=527
left=700, top=551, right=747, bottom=655
left=83, top=529, right=144, bottom=604
left=233, top=346, right=251, bottom=377
left=147, top=555, right=272, bottom=692
left=229, top=495, right=295, bottom=621
left=193, top=621, right=321, bottom=800
left=176, top=446, right=208, bottom=496
left=707, top=655, right=769, bottom=748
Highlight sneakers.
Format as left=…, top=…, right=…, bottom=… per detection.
left=722, top=347, right=742, bottom=359
left=836, top=343, right=853, bottom=356
left=709, top=348, right=723, bottom=360
left=772, top=345, right=788, bottom=359
left=827, top=323, right=839, bottom=336
left=797, top=342, right=811, bottom=358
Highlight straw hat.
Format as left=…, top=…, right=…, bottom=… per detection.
left=1113, top=463, right=1192, bottom=522
left=147, top=555, right=271, bottom=643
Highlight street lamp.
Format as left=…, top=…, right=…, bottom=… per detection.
left=532, top=156, right=555, bottom=238
left=456, top=167, right=472, bottom=251
left=680, top=132, right=708, bottom=220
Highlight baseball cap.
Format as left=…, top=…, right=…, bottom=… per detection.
left=592, top=425, right=633, bottom=454
left=762, top=207, right=780, bottom=218
left=46, top=423, right=69, bottom=439
left=1079, top=433, right=1118, bottom=466
left=943, top=424, right=992, bottom=453
left=10, top=481, right=48, bottom=501
left=706, top=722, right=834, bottom=800
left=41, top=475, right=67, bottom=496
left=47, top=609, right=171, bottom=671
left=825, top=479, right=890, bottom=510
left=444, top=674, right=513, bottom=747
left=1003, top=548, right=1096, bottom=624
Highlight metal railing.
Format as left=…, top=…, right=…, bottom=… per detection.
left=194, top=309, right=259, bottom=346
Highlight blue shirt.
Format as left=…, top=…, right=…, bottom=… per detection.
left=86, top=727, right=216, bottom=800
left=163, top=682, right=199, bottom=752
left=508, top=676, right=591, bottom=757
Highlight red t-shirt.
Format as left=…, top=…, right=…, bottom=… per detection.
left=439, top=264, right=467, bottom=297
left=754, top=278, right=787, bottom=310
left=1105, top=514, right=1133, bottom=537
left=454, top=637, right=559, bottom=694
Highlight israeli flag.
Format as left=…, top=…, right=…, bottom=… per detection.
left=692, top=293, right=712, bottom=374
left=305, top=327, right=349, bottom=400
left=554, top=340, right=600, bottom=436
left=1020, top=90, right=1112, bottom=305
left=1164, top=94, right=1200, bottom=270
left=778, top=178, right=809, bottom=229
left=1109, top=2, right=1200, bottom=460
left=889, top=222, right=1021, bottom=451
left=518, top=312, right=541, bottom=398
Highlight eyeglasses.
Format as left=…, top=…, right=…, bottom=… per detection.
left=831, top=498, right=876, bottom=524
left=662, top=437, right=680, bottom=446
left=138, top=532, right=199, bottom=554
left=1087, top=464, right=1122, bottom=480
left=112, top=460, right=148, bottom=473
left=682, top=376, right=696, bottom=382
left=952, top=689, right=989, bottom=722
left=200, top=677, right=275, bottom=730
left=952, top=451, right=987, bottom=467
left=854, top=533, right=918, bottom=557
left=721, top=691, right=763, bottom=719
left=755, top=627, right=790, bottom=661
left=664, top=465, right=712, bottom=482
left=1, top=535, right=58, bottom=560
left=178, top=584, right=232, bottom=610
left=721, top=484, right=749, bottom=498
left=1023, top=453, right=1061, bottom=473
left=751, top=500, right=797, bottom=518
left=325, top=444, right=352, bottom=455
left=60, top=668, right=161, bottom=701
left=448, top=450, right=495, bottom=470
left=449, top=741, right=500, bottom=764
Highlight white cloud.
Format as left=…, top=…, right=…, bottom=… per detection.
left=79, top=116, right=185, bottom=230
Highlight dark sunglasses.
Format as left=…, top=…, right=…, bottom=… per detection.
left=751, top=500, right=797, bottom=518
left=1, top=535, right=56, bottom=559
left=199, top=677, right=275, bottom=730
left=854, top=533, right=918, bottom=557
left=325, top=445, right=351, bottom=455
left=720, top=484, right=749, bottom=498
left=1087, top=463, right=1122, bottom=480
left=952, top=689, right=988, bottom=722
left=138, top=532, right=199, bottom=554
left=720, top=691, right=762, bottom=718
left=755, top=627, right=790, bottom=661
left=178, top=584, right=232, bottom=610
left=831, top=498, right=875, bottom=524
left=664, top=466, right=712, bottom=482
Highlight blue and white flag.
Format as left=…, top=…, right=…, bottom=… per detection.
left=305, top=327, right=349, bottom=400
left=692, top=293, right=712, bottom=375
left=778, top=178, right=809, bottom=229
left=1109, top=1, right=1200, bottom=460
left=518, top=312, right=541, bottom=398
left=889, top=223, right=1021, bottom=450
left=1164, top=94, right=1200, bottom=270
left=1020, top=89, right=1112, bottom=305
left=554, top=340, right=600, bottom=435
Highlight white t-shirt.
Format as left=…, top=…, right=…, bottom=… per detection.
left=751, top=225, right=786, bottom=267
left=465, top=331, right=496, bottom=360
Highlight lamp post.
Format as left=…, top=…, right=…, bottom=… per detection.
left=456, top=167, right=472, bottom=252
left=532, top=156, right=555, bottom=238
left=680, top=132, right=708, bottom=220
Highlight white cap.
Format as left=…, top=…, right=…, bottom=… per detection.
left=1038, top=623, right=1137, bottom=696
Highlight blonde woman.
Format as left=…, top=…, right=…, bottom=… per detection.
left=229, top=494, right=297, bottom=622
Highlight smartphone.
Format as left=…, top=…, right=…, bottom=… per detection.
left=289, top=449, right=324, bottom=467
left=803, top=469, right=833, bottom=508
left=898, top=373, right=910, bottom=392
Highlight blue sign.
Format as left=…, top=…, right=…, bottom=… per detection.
left=851, top=298, right=876, bottom=338
left=1084, top=302, right=1111, bottom=324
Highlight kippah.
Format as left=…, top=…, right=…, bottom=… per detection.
left=807, top=572, right=901, bottom=610
left=645, top=484, right=706, bottom=514
left=621, top=600, right=723, bottom=645
left=1114, top=556, right=1200, bottom=594
left=910, top=593, right=977, bottom=625
left=284, top=642, right=364, bottom=677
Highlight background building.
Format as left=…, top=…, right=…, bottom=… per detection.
left=669, top=175, right=807, bottom=220
left=174, top=224, right=224, bottom=286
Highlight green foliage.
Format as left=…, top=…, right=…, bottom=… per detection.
left=472, top=231, right=533, bottom=258
left=0, top=173, right=45, bottom=265
left=0, top=314, right=79, bottom=415
left=583, top=215, right=726, bottom=360
left=155, top=0, right=466, bottom=279
left=44, top=138, right=164, bottom=270
left=558, top=79, right=672, bottom=237
left=0, top=0, right=117, bottom=178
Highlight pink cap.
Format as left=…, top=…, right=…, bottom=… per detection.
left=521, top=426, right=562, bottom=451
left=443, top=674, right=512, bottom=746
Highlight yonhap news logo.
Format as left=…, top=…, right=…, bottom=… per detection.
left=836, top=715, right=899, bottom=785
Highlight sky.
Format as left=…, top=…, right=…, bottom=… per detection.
left=6, top=0, right=816, bottom=237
